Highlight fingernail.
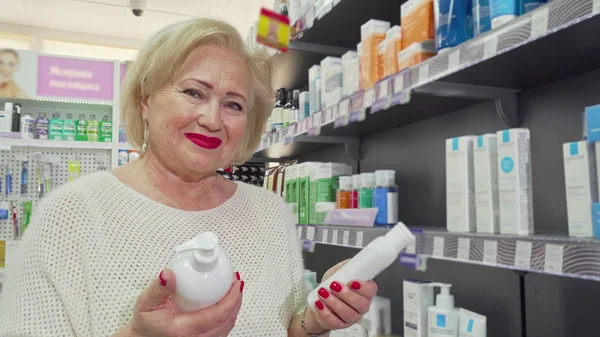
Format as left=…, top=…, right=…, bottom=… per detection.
left=159, top=271, right=166, bottom=287
left=315, top=300, right=324, bottom=310
left=236, top=272, right=240, bottom=280
left=240, top=281, right=245, bottom=293
left=330, top=281, right=342, bottom=293
left=350, top=281, right=361, bottom=290
left=318, top=287, right=329, bottom=298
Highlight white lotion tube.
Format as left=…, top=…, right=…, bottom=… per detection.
left=307, top=222, right=415, bottom=311
left=459, top=308, right=487, bottom=337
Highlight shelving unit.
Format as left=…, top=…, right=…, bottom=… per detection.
left=256, top=0, right=600, bottom=163
left=297, top=225, right=600, bottom=282
left=0, top=137, right=113, bottom=150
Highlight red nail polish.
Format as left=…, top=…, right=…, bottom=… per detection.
left=350, top=281, right=361, bottom=290
left=318, top=287, right=330, bottom=298
left=240, top=281, right=245, bottom=293
left=330, top=281, right=342, bottom=293
left=235, top=272, right=240, bottom=280
left=159, top=271, right=166, bottom=287
left=315, top=300, right=324, bottom=310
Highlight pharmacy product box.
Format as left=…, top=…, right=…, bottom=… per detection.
left=446, top=136, right=476, bottom=232
left=320, top=56, right=343, bottom=109
left=563, top=141, right=599, bottom=237
left=401, top=0, right=435, bottom=49
left=361, top=296, right=391, bottom=336
left=309, top=162, right=349, bottom=224
left=299, top=91, right=310, bottom=119
left=342, top=51, right=359, bottom=98
left=497, top=128, right=534, bottom=235
left=361, top=19, right=390, bottom=88
left=474, top=134, right=500, bottom=233
left=309, top=65, right=321, bottom=114
left=285, top=164, right=300, bottom=222
left=357, top=42, right=363, bottom=90
left=403, top=280, right=434, bottom=337
left=298, top=162, right=320, bottom=225
left=397, top=40, right=436, bottom=71
left=584, top=104, right=600, bottom=142
left=384, top=25, right=402, bottom=77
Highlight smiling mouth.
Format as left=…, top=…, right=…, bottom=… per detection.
left=184, top=133, right=222, bottom=150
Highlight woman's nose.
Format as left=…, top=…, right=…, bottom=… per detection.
left=197, top=104, right=223, bottom=132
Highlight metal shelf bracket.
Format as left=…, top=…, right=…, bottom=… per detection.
left=415, top=81, right=521, bottom=128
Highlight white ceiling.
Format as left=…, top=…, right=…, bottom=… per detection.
left=0, top=0, right=272, bottom=46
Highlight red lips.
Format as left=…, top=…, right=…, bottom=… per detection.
left=184, top=133, right=222, bottom=150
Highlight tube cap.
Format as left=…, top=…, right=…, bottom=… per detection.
left=175, top=232, right=220, bottom=264
left=352, top=174, right=361, bottom=189
left=339, top=176, right=353, bottom=190
left=360, top=172, right=376, bottom=188
left=383, top=222, right=415, bottom=254
left=429, top=283, right=455, bottom=310
left=375, top=170, right=395, bottom=187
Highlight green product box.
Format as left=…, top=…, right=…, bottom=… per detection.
left=298, top=162, right=318, bottom=225
left=284, top=164, right=299, bottom=222
left=310, top=163, right=350, bottom=225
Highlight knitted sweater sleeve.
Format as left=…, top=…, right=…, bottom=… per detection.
left=0, top=188, right=92, bottom=337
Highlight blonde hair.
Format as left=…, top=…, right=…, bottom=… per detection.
left=121, top=18, right=273, bottom=164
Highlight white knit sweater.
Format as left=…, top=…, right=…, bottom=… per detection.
left=0, top=172, right=306, bottom=337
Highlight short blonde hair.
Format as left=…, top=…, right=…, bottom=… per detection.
left=121, top=18, right=273, bottom=164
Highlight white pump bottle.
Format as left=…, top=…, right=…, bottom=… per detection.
left=307, top=222, right=415, bottom=311
left=427, top=283, right=459, bottom=337
left=170, top=232, right=234, bottom=312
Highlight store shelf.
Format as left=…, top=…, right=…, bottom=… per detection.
left=264, top=0, right=600, bottom=161
left=297, top=224, right=600, bottom=282
left=0, top=137, right=112, bottom=150
left=118, top=142, right=135, bottom=150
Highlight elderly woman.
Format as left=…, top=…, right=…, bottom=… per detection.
left=0, top=18, right=378, bottom=337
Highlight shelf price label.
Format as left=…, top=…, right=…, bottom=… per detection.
left=371, top=78, right=392, bottom=114
left=307, top=111, right=323, bottom=136
left=297, top=226, right=303, bottom=239
left=306, top=226, right=315, bottom=241
left=514, top=241, right=532, bottom=269
left=544, top=244, right=564, bottom=273
left=483, top=240, right=498, bottom=265
left=349, top=91, right=366, bottom=123
left=322, top=229, right=329, bottom=243
left=342, top=230, right=350, bottom=246
left=594, top=0, right=600, bottom=15
left=356, top=231, right=364, bottom=248
left=433, top=236, right=445, bottom=257
left=332, top=229, right=339, bottom=244
left=363, top=88, right=375, bottom=109
left=448, top=49, right=460, bottom=72
left=457, top=238, right=471, bottom=260
left=325, top=107, right=336, bottom=124
left=530, top=6, right=549, bottom=39
left=283, top=123, right=297, bottom=145
left=484, top=35, right=498, bottom=59
left=335, top=98, right=351, bottom=128
left=418, top=63, right=429, bottom=84
left=274, top=131, right=282, bottom=144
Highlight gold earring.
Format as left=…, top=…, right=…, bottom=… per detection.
left=141, top=117, right=148, bottom=152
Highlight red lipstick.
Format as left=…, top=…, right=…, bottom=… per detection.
left=184, top=133, right=222, bottom=149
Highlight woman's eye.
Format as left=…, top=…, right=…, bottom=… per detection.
left=226, top=102, right=243, bottom=111
left=183, top=89, right=203, bottom=99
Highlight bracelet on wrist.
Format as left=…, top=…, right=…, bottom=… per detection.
left=301, top=307, right=330, bottom=337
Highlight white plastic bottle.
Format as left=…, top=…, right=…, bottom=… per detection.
left=427, top=283, right=459, bottom=337
left=170, top=232, right=234, bottom=312
left=307, top=222, right=415, bottom=311
left=20, top=112, right=34, bottom=139
left=3, top=102, right=13, bottom=132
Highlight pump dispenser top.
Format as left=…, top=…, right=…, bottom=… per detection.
left=430, top=283, right=455, bottom=310
left=170, top=232, right=234, bottom=312
left=427, top=283, right=459, bottom=337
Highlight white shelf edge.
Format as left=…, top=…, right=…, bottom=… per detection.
left=0, top=138, right=113, bottom=150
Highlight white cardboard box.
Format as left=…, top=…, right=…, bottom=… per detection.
left=403, top=280, right=434, bottom=337
left=564, top=141, right=598, bottom=236
left=474, top=134, right=500, bottom=233
left=446, top=136, right=476, bottom=232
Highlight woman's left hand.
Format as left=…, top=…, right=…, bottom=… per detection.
left=306, top=260, right=379, bottom=331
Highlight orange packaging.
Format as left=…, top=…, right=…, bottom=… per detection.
left=360, top=19, right=390, bottom=88
left=383, top=26, right=402, bottom=77
left=401, top=0, right=435, bottom=50
left=378, top=38, right=387, bottom=80
left=397, top=40, right=436, bottom=71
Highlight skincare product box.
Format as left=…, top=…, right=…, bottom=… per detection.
left=285, top=165, right=300, bottom=222
left=384, top=25, right=402, bottom=77
left=309, top=162, right=350, bottom=224
left=309, top=65, right=321, bottom=114
left=446, top=136, right=476, bottom=232
left=357, top=42, right=363, bottom=90
left=563, top=141, right=599, bottom=237
left=401, top=0, right=435, bottom=49
left=377, top=38, right=388, bottom=81
left=360, top=296, right=392, bottom=336
left=397, top=40, right=436, bottom=71
left=474, top=134, right=500, bottom=233
left=404, top=280, right=434, bottom=337
left=361, top=19, right=390, bottom=88
left=584, top=104, right=600, bottom=142
left=299, top=91, right=310, bottom=119
left=320, top=56, right=343, bottom=109
left=433, top=0, right=473, bottom=52
left=298, top=162, right=319, bottom=225
left=496, top=128, right=534, bottom=235
left=342, top=51, right=359, bottom=98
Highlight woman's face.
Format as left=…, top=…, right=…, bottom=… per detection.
left=143, top=45, right=250, bottom=178
left=0, top=52, right=19, bottom=85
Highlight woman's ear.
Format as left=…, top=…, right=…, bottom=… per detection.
left=141, top=95, right=150, bottom=119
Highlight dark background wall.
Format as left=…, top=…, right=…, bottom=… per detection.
left=299, top=68, right=600, bottom=337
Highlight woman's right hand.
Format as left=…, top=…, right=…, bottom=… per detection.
left=121, top=268, right=244, bottom=337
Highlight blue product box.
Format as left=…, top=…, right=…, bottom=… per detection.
left=584, top=104, right=600, bottom=142
left=591, top=203, right=600, bottom=237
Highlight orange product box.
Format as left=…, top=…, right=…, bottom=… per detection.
left=384, top=25, right=402, bottom=77
left=361, top=19, right=390, bottom=88
left=397, top=40, right=436, bottom=72
left=401, top=0, right=435, bottom=50
left=378, top=38, right=387, bottom=80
